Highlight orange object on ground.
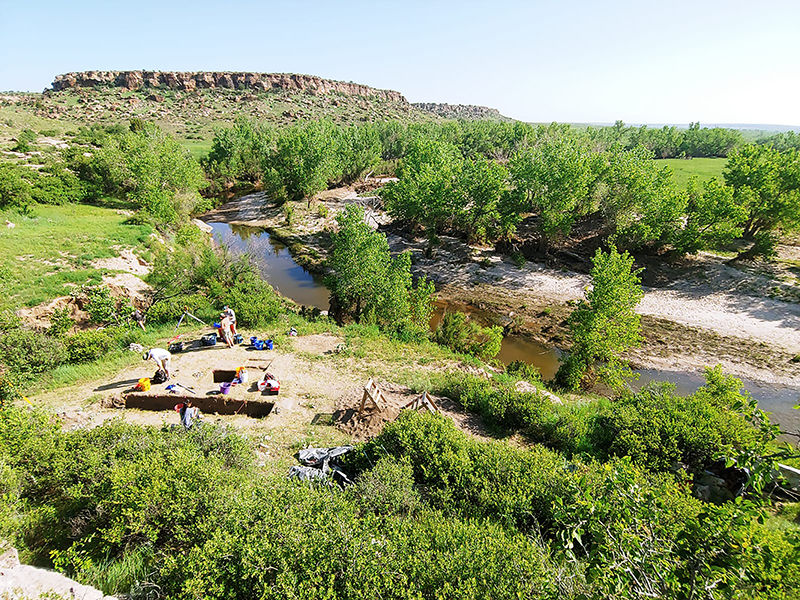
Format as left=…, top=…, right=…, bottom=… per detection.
left=136, top=377, right=151, bottom=391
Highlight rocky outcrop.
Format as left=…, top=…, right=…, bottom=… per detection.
left=51, top=71, right=406, bottom=102
left=412, top=102, right=510, bottom=121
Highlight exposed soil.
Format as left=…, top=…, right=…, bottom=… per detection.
left=333, top=381, right=492, bottom=442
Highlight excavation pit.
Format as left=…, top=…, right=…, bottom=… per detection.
left=212, top=369, right=238, bottom=383
left=124, top=392, right=274, bottom=418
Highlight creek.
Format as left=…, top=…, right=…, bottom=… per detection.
left=207, top=221, right=800, bottom=434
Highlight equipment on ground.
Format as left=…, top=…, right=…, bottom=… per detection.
left=201, top=333, right=217, bottom=347
left=152, top=369, right=168, bottom=384
left=250, top=337, right=273, bottom=350
left=172, top=310, right=207, bottom=334
left=169, top=341, right=185, bottom=353
left=257, top=372, right=280, bottom=395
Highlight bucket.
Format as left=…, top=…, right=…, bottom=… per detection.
left=253, top=340, right=265, bottom=351
left=137, top=377, right=151, bottom=392
left=219, top=381, right=232, bottom=395
left=265, top=340, right=274, bottom=350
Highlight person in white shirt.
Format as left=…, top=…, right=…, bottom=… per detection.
left=143, top=348, right=172, bottom=379
left=222, top=306, right=237, bottom=334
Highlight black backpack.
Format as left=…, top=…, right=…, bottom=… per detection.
left=152, top=369, right=168, bottom=384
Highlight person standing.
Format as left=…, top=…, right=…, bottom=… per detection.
left=222, top=305, right=237, bottom=335
left=132, top=308, right=146, bottom=332
left=220, top=316, right=235, bottom=347
left=143, top=347, right=172, bottom=379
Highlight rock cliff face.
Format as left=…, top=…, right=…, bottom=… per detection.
left=51, top=71, right=406, bottom=102
left=412, top=102, right=510, bottom=121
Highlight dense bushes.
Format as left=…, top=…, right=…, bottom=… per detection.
left=63, top=329, right=113, bottom=363
left=432, top=310, right=503, bottom=360
left=0, top=327, right=66, bottom=377
left=589, top=377, right=767, bottom=471
left=0, top=404, right=796, bottom=599
left=145, top=293, right=214, bottom=325
left=439, top=366, right=771, bottom=476
left=145, top=224, right=286, bottom=329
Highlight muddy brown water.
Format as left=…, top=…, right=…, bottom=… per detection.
left=207, top=222, right=800, bottom=434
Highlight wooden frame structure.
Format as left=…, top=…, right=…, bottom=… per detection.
left=359, top=378, right=386, bottom=413
left=401, top=391, right=439, bottom=413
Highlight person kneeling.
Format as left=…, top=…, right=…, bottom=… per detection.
left=176, top=399, right=200, bottom=430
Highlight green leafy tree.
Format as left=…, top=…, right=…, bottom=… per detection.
left=674, top=177, right=746, bottom=254
left=328, top=205, right=434, bottom=338
left=271, top=120, right=340, bottom=201
left=382, top=138, right=463, bottom=233
left=203, top=117, right=275, bottom=186
left=337, top=123, right=382, bottom=184
left=556, top=245, right=643, bottom=390
left=86, top=121, right=205, bottom=223
left=598, top=146, right=686, bottom=250
left=510, top=138, right=599, bottom=243
left=724, top=144, right=800, bottom=237
left=458, top=157, right=509, bottom=242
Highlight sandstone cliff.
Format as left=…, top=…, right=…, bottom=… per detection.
left=412, top=102, right=510, bottom=121
left=51, top=71, right=406, bottom=102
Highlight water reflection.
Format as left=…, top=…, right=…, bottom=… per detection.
left=206, top=222, right=331, bottom=309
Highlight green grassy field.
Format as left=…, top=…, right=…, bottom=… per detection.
left=0, top=203, right=153, bottom=311
left=660, top=157, right=728, bottom=188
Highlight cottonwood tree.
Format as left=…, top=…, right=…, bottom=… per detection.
left=598, top=146, right=686, bottom=251
left=724, top=144, right=800, bottom=237
left=556, top=245, right=643, bottom=390
left=674, top=177, right=746, bottom=254
left=510, top=138, right=599, bottom=245
left=328, top=205, right=434, bottom=339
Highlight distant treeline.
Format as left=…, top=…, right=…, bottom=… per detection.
left=204, top=118, right=800, bottom=258
left=2, top=117, right=798, bottom=258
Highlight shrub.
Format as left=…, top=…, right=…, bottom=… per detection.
left=0, top=371, right=22, bottom=408
left=0, top=328, right=65, bottom=376
left=47, top=307, right=74, bottom=338
left=0, top=163, right=33, bottom=209
left=64, top=330, right=112, bottom=363
left=146, top=294, right=213, bottom=324
left=433, top=311, right=503, bottom=360
left=588, top=381, right=764, bottom=472
left=208, top=273, right=282, bottom=328
left=12, top=129, right=36, bottom=153
left=358, top=410, right=571, bottom=532
left=83, top=285, right=120, bottom=325
left=349, top=456, right=421, bottom=517
left=506, top=359, right=542, bottom=383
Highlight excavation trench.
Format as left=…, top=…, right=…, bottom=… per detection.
left=124, top=392, right=275, bottom=418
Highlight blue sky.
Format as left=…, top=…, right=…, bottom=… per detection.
left=1, top=0, right=798, bottom=125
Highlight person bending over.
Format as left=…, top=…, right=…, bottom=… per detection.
left=143, top=347, right=172, bottom=379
